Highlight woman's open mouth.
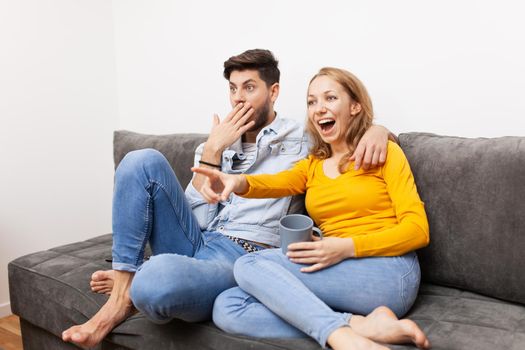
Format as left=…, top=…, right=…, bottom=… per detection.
left=318, top=118, right=336, bottom=135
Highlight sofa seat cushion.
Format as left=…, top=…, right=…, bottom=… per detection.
left=9, top=234, right=525, bottom=350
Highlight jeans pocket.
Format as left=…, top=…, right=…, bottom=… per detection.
left=202, top=231, right=223, bottom=244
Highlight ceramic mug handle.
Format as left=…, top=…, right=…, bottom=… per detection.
left=312, top=227, right=323, bottom=239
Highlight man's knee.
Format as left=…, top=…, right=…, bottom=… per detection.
left=116, top=148, right=169, bottom=180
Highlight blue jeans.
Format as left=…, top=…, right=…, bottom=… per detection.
left=213, top=248, right=421, bottom=347
left=111, top=149, right=251, bottom=322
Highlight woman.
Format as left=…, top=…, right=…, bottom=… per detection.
left=193, top=67, right=431, bottom=350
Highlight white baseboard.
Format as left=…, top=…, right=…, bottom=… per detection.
left=0, top=302, right=12, bottom=318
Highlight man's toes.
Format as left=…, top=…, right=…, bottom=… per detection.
left=92, top=286, right=111, bottom=294
left=92, top=270, right=111, bottom=282
left=92, top=283, right=104, bottom=291
left=91, top=271, right=102, bottom=281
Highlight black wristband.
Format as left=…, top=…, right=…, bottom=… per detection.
left=199, top=160, right=221, bottom=169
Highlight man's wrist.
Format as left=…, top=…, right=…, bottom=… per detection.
left=202, top=142, right=224, bottom=162
left=198, top=160, right=221, bottom=169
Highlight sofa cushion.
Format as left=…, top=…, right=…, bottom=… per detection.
left=399, top=133, right=525, bottom=305
left=9, top=234, right=525, bottom=349
left=113, top=130, right=208, bottom=189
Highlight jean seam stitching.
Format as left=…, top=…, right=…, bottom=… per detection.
left=133, top=183, right=152, bottom=267
left=400, top=254, right=418, bottom=314
left=150, top=179, right=200, bottom=251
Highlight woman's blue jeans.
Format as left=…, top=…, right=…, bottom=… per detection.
left=111, top=149, right=249, bottom=323
left=213, top=248, right=421, bottom=347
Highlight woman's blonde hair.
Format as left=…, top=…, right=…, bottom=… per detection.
left=306, top=67, right=374, bottom=173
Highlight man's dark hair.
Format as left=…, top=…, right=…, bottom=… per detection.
left=223, top=49, right=280, bottom=86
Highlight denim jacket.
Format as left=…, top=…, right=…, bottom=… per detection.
left=185, top=117, right=310, bottom=247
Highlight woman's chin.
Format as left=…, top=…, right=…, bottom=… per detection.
left=319, top=133, right=337, bottom=145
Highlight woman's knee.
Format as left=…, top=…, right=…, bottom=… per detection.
left=212, top=287, right=248, bottom=334
left=232, top=252, right=264, bottom=287
left=233, top=249, right=285, bottom=289
left=129, top=258, right=173, bottom=323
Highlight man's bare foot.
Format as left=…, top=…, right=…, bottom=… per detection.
left=328, top=326, right=390, bottom=350
left=350, top=306, right=431, bottom=349
left=90, top=270, right=115, bottom=295
left=62, top=271, right=134, bottom=347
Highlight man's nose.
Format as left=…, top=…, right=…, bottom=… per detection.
left=233, top=90, right=246, bottom=104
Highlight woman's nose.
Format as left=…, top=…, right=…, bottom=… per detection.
left=315, top=103, right=327, bottom=114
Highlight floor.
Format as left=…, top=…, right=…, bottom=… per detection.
left=0, top=315, right=23, bottom=350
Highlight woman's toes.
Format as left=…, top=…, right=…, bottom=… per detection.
left=401, top=319, right=429, bottom=349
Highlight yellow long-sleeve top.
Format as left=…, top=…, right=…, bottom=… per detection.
left=242, top=141, right=429, bottom=257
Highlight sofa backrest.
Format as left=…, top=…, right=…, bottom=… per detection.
left=114, top=130, right=207, bottom=189
left=399, top=132, right=525, bottom=305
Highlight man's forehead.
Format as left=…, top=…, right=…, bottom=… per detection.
left=229, top=69, right=262, bottom=85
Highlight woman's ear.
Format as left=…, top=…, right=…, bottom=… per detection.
left=350, top=102, right=362, bottom=116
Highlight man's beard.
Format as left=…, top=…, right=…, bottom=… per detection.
left=247, top=97, right=272, bottom=132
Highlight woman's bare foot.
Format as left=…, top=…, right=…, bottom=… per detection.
left=350, top=306, right=431, bottom=349
left=90, top=270, right=115, bottom=295
left=327, top=326, right=390, bottom=350
left=62, top=271, right=134, bottom=347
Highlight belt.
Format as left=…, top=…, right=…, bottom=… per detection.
left=225, top=235, right=273, bottom=253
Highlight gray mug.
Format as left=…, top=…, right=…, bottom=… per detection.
left=279, top=214, right=323, bottom=254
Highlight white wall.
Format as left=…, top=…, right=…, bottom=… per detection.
left=113, top=0, right=525, bottom=137
left=0, top=0, right=118, bottom=316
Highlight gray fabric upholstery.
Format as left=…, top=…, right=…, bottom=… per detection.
left=399, top=133, right=525, bottom=305
left=9, top=234, right=321, bottom=350
left=10, top=234, right=525, bottom=350
left=8, top=131, right=525, bottom=349
left=113, top=130, right=208, bottom=189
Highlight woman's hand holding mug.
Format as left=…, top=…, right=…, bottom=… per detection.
left=287, top=236, right=356, bottom=273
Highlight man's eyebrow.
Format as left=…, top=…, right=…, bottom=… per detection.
left=230, top=79, right=257, bottom=87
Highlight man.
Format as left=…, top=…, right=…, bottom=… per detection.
left=62, top=49, right=391, bottom=347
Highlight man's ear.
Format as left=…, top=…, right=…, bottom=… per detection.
left=270, top=83, right=280, bottom=103
left=350, top=102, right=362, bottom=116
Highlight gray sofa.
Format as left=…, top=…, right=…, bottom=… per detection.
left=8, top=130, right=525, bottom=350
